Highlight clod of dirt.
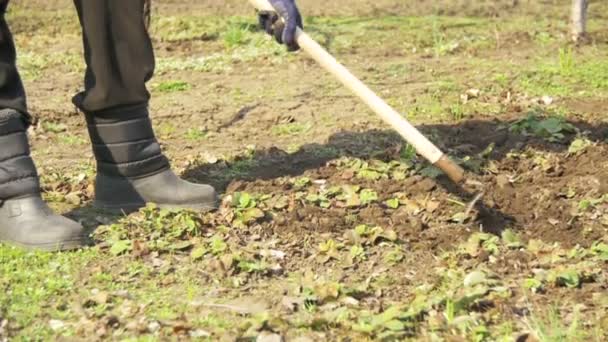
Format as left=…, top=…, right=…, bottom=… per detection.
left=495, top=175, right=512, bottom=189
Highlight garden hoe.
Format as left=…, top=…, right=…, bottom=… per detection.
left=247, top=0, right=487, bottom=216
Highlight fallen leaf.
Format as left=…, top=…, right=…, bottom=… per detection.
left=464, top=270, right=487, bottom=287
left=205, top=297, right=269, bottom=315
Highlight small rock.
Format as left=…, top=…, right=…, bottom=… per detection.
left=147, top=321, right=161, bottom=333
left=540, top=95, right=553, bottom=105
left=125, top=321, right=139, bottom=331
left=64, top=192, right=81, bottom=205
left=260, top=249, right=286, bottom=260
left=113, top=290, right=131, bottom=299
left=49, top=319, right=65, bottom=331
left=340, top=296, right=360, bottom=307
left=200, top=152, right=218, bottom=164
left=496, top=175, right=511, bottom=189
left=190, top=329, right=211, bottom=338
left=425, top=200, right=440, bottom=213
left=291, top=337, right=315, bottom=342
left=257, top=332, right=283, bottom=342
left=416, top=178, right=436, bottom=192
left=281, top=296, right=302, bottom=313
left=466, top=88, right=481, bottom=98
left=90, top=291, right=110, bottom=305
left=151, top=258, right=165, bottom=268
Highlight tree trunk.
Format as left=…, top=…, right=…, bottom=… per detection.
left=144, top=0, right=152, bottom=32
left=571, top=0, right=588, bottom=42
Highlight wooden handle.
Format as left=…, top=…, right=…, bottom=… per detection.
left=249, top=0, right=275, bottom=11
left=247, top=0, right=465, bottom=184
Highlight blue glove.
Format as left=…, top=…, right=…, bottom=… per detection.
left=258, top=0, right=303, bottom=51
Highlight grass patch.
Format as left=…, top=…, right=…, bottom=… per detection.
left=519, top=52, right=608, bottom=97
left=271, top=122, right=313, bottom=136
left=153, top=80, right=191, bottom=93
left=0, top=247, right=98, bottom=338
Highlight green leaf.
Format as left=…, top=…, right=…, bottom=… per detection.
left=578, top=199, right=592, bottom=211
left=239, top=192, right=253, bottom=208
left=419, top=165, right=443, bottom=179
left=210, top=235, right=228, bottom=255
left=349, top=245, right=365, bottom=261
left=391, top=170, right=407, bottom=180
left=539, top=117, right=564, bottom=134
left=523, top=278, right=543, bottom=291
left=241, top=208, right=265, bottom=223
left=292, top=177, right=311, bottom=189
left=384, top=319, right=405, bottom=331
left=237, top=259, right=267, bottom=273
left=450, top=212, right=469, bottom=224
left=384, top=248, right=404, bottom=264
left=272, top=195, right=289, bottom=209
left=501, top=229, right=523, bottom=248
left=357, top=169, right=383, bottom=181
left=191, top=246, right=207, bottom=260
left=110, top=240, right=132, bottom=256
left=354, top=224, right=370, bottom=237
left=169, top=240, right=193, bottom=251
left=319, top=239, right=338, bottom=253
left=482, top=237, right=500, bottom=255
left=385, top=198, right=400, bottom=209
left=352, top=322, right=375, bottom=334
left=375, top=306, right=403, bottom=325
left=591, top=242, right=608, bottom=261
left=568, top=138, right=592, bottom=154
left=360, top=189, right=378, bottom=205
left=557, top=269, right=581, bottom=288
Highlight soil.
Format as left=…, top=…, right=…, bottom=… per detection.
left=4, top=0, right=608, bottom=339
left=17, top=0, right=606, bottom=252
left=17, top=1, right=608, bottom=248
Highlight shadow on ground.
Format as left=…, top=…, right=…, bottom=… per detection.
left=182, top=117, right=608, bottom=190
left=67, top=117, right=608, bottom=238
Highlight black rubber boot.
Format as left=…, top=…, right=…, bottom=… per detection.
left=85, top=104, right=217, bottom=213
left=0, top=109, right=88, bottom=251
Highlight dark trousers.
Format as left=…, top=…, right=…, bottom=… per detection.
left=0, top=0, right=154, bottom=122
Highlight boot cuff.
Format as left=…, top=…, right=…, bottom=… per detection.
left=85, top=105, right=170, bottom=179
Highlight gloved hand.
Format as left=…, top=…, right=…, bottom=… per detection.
left=258, top=0, right=303, bottom=51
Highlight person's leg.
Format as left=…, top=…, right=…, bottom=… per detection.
left=0, top=2, right=87, bottom=251
left=0, top=1, right=29, bottom=120
left=73, top=0, right=217, bottom=213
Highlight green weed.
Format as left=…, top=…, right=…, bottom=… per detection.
left=271, top=122, right=312, bottom=136
left=185, top=127, right=208, bottom=141
left=525, top=307, right=587, bottom=342
left=558, top=47, right=575, bottom=76
left=223, top=25, right=251, bottom=48
left=154, top=80, right=191, bottom=93
left=509, top=113, right=576, bottom=142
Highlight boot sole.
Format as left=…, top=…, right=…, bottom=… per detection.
left=93, top=200, right=218, bottom=215
left=1, top=237, right=90, bottom=252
